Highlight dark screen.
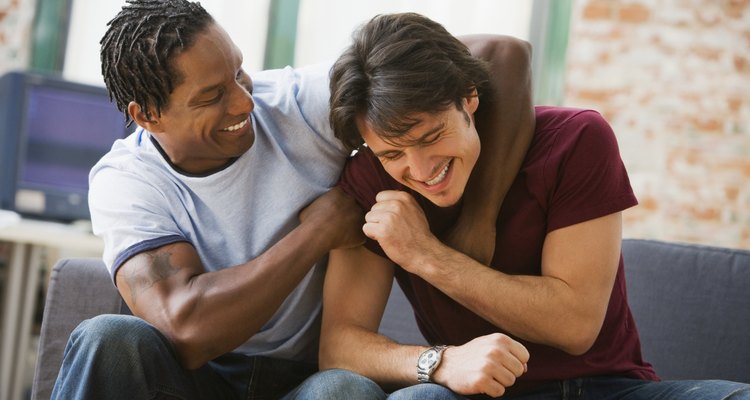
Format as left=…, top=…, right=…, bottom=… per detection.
left=19, top=85, right=126, bottom=193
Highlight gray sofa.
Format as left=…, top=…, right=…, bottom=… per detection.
left=31, top=239, right=750, bottom=399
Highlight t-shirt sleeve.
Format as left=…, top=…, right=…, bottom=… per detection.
left=293, top=62, right=349, bottom=157
left=89, top=165, right=189, bottom=283
left=544, top=110, right=637, bottom=233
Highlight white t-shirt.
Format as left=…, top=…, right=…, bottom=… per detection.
left=88, top=63, right=349, bottom=362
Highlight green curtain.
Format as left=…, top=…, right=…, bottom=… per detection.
left=264, top=0, right=301, bottom=69
left=30, top=0, right=72, bottom=72
left=532, top=0, right=573, bottom=105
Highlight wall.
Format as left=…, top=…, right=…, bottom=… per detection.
left=63, top=0, right=530, bottom=86
left=295, top=0, right=531, bottom=67
left=63, top=0, right=270, bottom=86
left=564, top=0, right=750, bottom=249
left=0, top=0, right=35, bottom=74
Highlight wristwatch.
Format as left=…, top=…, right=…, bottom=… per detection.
left=417, top=345, right=449, bottom=383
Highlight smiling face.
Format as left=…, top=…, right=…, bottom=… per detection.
left=130, top=22, right=255, bottom=174
left=359, top=96, right=481, bottom=207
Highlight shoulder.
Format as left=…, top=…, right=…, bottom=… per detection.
left=251, top=62, right=332, bottom=102
left=339, top=147, right=402, bottom=210
left=89, top=130, right=174, bottom=207
left=89, top=133, right=192, bottom=275
left=532, top=106, right=620, bottom=164
left=91, top=129, right=155, bottom=173
left=535, top=107, right=613, bottom=138
left=529, top=107, right=636, bottom=230
left=251, top=62, right=348, bottom=157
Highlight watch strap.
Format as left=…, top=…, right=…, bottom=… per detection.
left=417, top=345, right=449, bottom=383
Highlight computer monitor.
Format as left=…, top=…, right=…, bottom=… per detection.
left=0, top=71, right=133, bottom=222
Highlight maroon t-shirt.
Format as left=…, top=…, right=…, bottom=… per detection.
left=338, top=106, right=657, bottom=396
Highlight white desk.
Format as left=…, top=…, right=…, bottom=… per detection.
left=0, top=211, right=103, bottom=400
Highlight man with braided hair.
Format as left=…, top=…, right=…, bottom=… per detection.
left=51, top=1, right=534, bottom=398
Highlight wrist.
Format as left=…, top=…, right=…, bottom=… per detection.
left=299, top=217, right=339, bottom=251
left=417, top=345, right=450, bottom=383
left=406, top=238, right=451, bottom=276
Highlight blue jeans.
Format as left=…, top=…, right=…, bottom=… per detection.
left=505, top=376, right=750, bottom=400
left=301, top=370, right=750, bottom=400
left=292, top=369, right=460, bottom=399
left=50, top=314, right=334, bottom=400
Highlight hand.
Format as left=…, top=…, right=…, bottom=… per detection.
left=299, top=187, right=365, bottom=249
left=432, top=333, right=529, bottom=397
left=363, top=190, right=442, bottom=269
left=441, top=214, right=496, bottom=265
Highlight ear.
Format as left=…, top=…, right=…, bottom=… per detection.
left=128, top=101, right=164, bottom=133
left=465, top=88, right=480, bottom=115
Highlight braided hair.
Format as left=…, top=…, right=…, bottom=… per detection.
left=100, top=0, right=214, bottom=125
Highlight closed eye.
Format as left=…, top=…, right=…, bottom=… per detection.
left=201, top=89, right=225, bottom=105
left=377, top=150, right=404, bottom=161
left=420, top=131, right=441, bottom=146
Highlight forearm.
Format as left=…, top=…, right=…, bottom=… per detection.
left=462, top=34, right=534, bottom=221
left=184, top=221, right=336, bottom=365
left=320, top=246, right=426, bottom=389
left=410, top=242, right=604, bottom=355
left=122, top=188, right=364, bottom=369
left=135, top=220, right=333, bottom=369
left=320, top=324, right=426, bottom=389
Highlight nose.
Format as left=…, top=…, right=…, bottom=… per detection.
left=228, top=81, right=254, bottom=115
left=405, top=152, right=436, bottom=182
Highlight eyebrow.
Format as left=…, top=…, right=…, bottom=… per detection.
left=373, top=122, right=445, bottom=157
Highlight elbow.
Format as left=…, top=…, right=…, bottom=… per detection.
left=318, top=333, right=342, bottom=371
left=171, top=334, right=212, bottom=370
left=168, top=321, right=224, bottom=369
left=319, top=324, right=356, bottom=371
left=157, top=299, right=212, bottom=370
left=557, top=319, right=603, bottom=356
left=501, top=35, right=532, bottom=62
left=561, top=335, right=597, bottom=356
left=318, top=352, right=335, bottom=371
left=461, top=34, right=531, bottom=62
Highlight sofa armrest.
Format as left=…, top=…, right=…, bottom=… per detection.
left=623, top=238, right=750, bottom=383
left=31, top=258, right=127, bottom=400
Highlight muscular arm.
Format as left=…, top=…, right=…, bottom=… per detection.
left=425, top=213, right=622, bottom=354
left=367, top=191, right=622, bottom=355
left=449, top=35, right=534, bottom=264
left=320, top=247, right=416, bottom=386
left=116, top=188, right=363, bottom=369
left=320, top=246, right=528, bottom=397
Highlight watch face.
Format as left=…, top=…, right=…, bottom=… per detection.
left=418, top=349, right=439, bottom=369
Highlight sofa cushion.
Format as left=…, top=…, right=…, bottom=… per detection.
left=623, top=238, right=750, bottom=383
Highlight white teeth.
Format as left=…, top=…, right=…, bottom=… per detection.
left=222, top=118, right=248, bottom=132
left=425, top=161, right=450, bottom=186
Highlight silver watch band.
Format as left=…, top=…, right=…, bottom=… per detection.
left=417, top=345, right=449, bottom=383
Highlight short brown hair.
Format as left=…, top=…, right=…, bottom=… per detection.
left=329, top=12, right=489, bottom=152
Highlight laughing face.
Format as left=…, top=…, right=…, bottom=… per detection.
left=130, top=22, right=256, bottom=174
left=358, top=95, right=481, bottom=207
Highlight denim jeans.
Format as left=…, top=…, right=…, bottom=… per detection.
left=300, top=370, right=750, bottom=400
left=504, top=376, right=750, bottom=400
left=291, top=369, right=461, bottom=400
left=50, top=314, right=329, bottom=400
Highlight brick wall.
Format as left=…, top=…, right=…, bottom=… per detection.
left=564, top=0, right=750, bottom=249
